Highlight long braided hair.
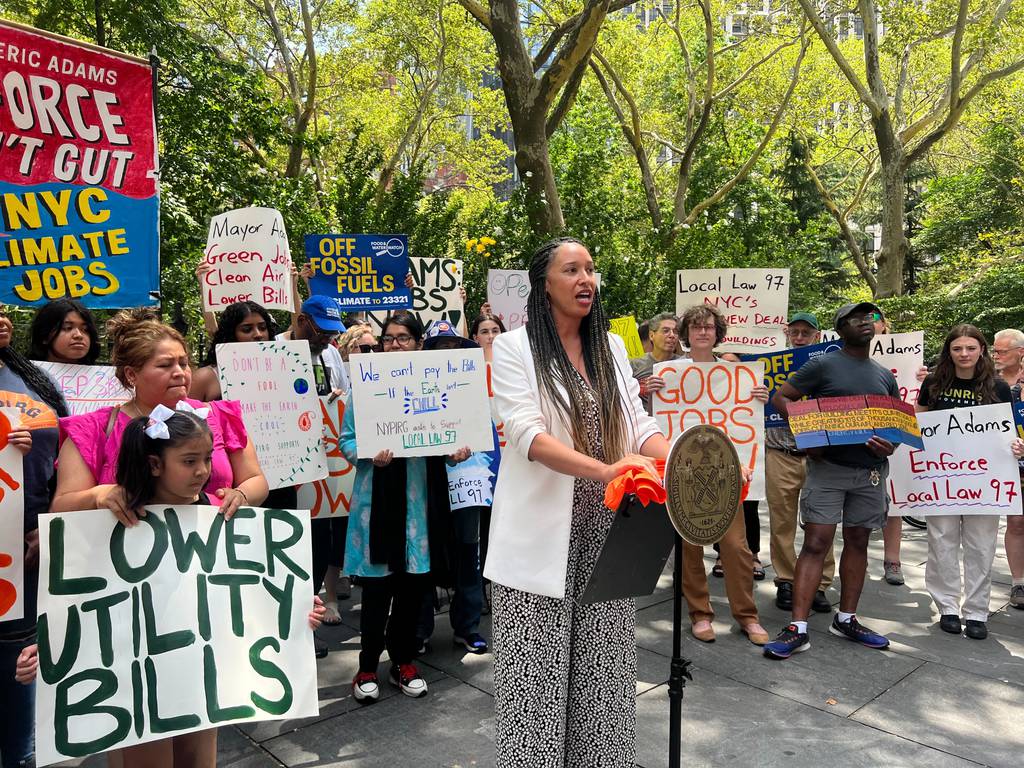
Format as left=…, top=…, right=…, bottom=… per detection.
left=0, top=344, right=69, bottom=417
left=525, top=237, right=627, bottom=461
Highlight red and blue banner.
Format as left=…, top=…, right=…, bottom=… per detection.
left=0, top=20, right=159, bottom=307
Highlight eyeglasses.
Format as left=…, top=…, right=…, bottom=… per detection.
left=689, top=324, right=717, bottom=333
left=992, top=347, right=1021, bottom=356
left=305, top=315, right=339, bottom=339
left=382, top=334, right=415, bottom=345
left=655, top=327, right=678, bottom=336
left=358, top=344, right=376, bottom=354
left=844, top=312, right=882, bottom=326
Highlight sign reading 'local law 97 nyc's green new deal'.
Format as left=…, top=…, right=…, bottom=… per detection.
left=34, top=506, right=318, bottom=766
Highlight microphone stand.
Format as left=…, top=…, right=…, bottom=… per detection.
left=668, top=533, right=692, bottom=768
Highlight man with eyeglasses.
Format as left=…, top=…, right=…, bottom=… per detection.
left=278, top=295, right=350, bottom=396
left=764, top=302, right=900, bottom=660
left=993, top=329, right=1024, bottom=388
left=767, top=313, right=835, bottom=615
left=630, top=311, right=686, bottom=415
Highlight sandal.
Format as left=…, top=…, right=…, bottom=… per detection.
left=323, top=601, right=342, bottom=625
left=752, top=560, right=766, bottom=581
left=712, top=559, right=724, bottom=578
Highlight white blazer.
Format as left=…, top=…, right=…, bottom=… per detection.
left=484, top=326, right=661, bottom=598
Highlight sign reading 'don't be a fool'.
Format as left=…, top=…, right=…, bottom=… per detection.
left=675, top=268, right=789, bottom=353
left=652, top=360, right=766, bottom=501
left=888, top=403, right=1022, bottom=517
left=202, top=207, right=293, bottom=312
left=217, top=341, right=327, bottom=490
left=0, top=21, right=159, bottom=308
left=304, top=234, right=411, bottom=311
left=349, top=349, right=492, bottom=458
left=34, top=505, right=318, bottom=766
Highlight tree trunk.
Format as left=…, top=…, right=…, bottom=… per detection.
left=872, top=115, right=907, bottom=298
left=510, top=107, right=564, bottom=236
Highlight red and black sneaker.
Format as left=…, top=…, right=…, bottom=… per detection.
left=352, top=671, right=380, bottom=703
left=389, top=663, right=428, bottom=698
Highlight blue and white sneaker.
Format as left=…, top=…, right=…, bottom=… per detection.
left=763, top=624, right=810, bottom=660
left=829, top=615, right=890, bottom=649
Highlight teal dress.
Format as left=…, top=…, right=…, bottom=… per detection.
left=340, top=394, right=431, bottom=577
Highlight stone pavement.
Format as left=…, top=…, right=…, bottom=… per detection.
left=64, top=514, right=1024, bottom=768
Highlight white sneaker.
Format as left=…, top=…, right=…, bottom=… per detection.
left=352, top=672, right=380, bottom=703
left=389, top=664, right=428, bottom=698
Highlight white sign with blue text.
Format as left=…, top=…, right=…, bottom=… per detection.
left=349, top=349, right=492, bottom=458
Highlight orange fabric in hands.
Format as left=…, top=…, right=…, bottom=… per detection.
left=604, top=459, right=667, bottom=509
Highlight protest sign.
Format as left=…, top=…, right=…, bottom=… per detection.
left=0, top=21, right=159, bottom=307
left=740, top=339, right=842, bottom=427
left=610, top=317, right=645, bottom=359
left=296, top=396, right=356, bottom=518
left=304, top=234, right=411, bottom=311
left=202, top=207, right=293, bottom=312
left=888, top=403, right=1021, bottom=517
left=0, top=410, right=26, bottom=622
left=34, top=505, right=317, bottom=765
left=368, top=256, right=464, bottom=334
left=788, top=395, right=923, bottom=451
left=870, top=332, right=924, bottom=405
left=652, top=360, right=766, bottom=500
left=486, top=269, right=530, bottom=330
left=675, top=268, right=789, bottom=353
left=36, top=362, right=130, bottom=415
left=349, top=349, right=491, bottom=458
left=447, top=453, right=495, bottom=511
left=217, top=341, right=327, bottom=489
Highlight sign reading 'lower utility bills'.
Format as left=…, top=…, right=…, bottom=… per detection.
left=305, top=234, right=411, bottom=311
left=888, top=403, right=1022, bottom=517
left=349, top=349, right=492, bottom=458
left=0, top=21, right=159, bottom=307
left=652, top=360, right=766, bottom=501
left=675, top=268, right=789, bottom=353
left=35, top=505, right=319, bottom=766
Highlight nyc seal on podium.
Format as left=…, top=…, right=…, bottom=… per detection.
left=664, top=425, right=742, bottom=546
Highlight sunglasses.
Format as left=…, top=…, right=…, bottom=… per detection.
left=358, top=344, right=376, bottom=354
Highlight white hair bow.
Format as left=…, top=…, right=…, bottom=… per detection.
left=144, top=401, right=211, bottom=440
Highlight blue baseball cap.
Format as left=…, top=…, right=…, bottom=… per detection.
left=422, top=320, right=479, bottom=350
left=301, top=295, right=347, bottom=332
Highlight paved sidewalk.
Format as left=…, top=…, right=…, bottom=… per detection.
left=65, top=515, right=1024, bottom=767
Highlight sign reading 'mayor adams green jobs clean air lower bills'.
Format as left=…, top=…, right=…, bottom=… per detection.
left=34, top=505, right=318, bottom=766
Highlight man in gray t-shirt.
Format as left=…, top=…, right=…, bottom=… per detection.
left=629, top=312, right=687, bottom=415
left=764, top=302, right=898, bottom=661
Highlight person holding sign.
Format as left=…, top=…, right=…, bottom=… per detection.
left=673, top=303, right=770, bottom=645
left=52, top=310, right=269, bottom=522
left=189, top=301, right=277, bottom=401
left=0, top=308, right=67, bottom=768
left=28, top=298, right=101, bottom=365
left=764, top=302, right=899, bottom=661
left=630, top=311, right=684, bottom=415
left=341, top=312, right=470, bottom=703
left=18, top=408, right=326, bottom=767
left=277, top=296, right=349, bottom=395
left=486, top=238, right=669, bottom=766
left=916, top=325, right=1015, bottom=640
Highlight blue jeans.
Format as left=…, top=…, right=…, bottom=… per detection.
left=0, top=636, right=35, bottom=768
left=418, top=507, right=485, bottom=639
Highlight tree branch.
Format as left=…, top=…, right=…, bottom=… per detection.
left=714, top=33, right=801, bottom=101
left=455, top=0, right=491, bottom=31
left=796, top=0, right=877, bottom=112
left=536, top=0, right=611, bottom=111
left=673, top=0, right=715, bottom=223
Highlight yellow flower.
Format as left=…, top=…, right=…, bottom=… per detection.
left=476, top=243, right=486, bottom=253
left=465, top=238, right=478, bottom=251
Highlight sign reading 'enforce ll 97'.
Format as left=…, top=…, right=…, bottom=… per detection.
left=0, top=20, right=160, bottom=307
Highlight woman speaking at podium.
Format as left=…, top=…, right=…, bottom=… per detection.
left=486, top=238, right=670, bottom=767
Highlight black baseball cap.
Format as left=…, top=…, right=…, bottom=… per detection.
left=833, top=302, right=882, bottom=331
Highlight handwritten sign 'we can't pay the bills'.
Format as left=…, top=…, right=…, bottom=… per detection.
left=349, top=349, right=492, bottom=458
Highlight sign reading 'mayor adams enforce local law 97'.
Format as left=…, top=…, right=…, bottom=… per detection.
left=0, top=20, right=159, bottom=307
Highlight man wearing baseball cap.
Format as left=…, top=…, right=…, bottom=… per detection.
left=764, top=301, right=900, bottom=660
left=766, top=312, right=835, bottom=615
left=278, top=295, right=350, bottom=395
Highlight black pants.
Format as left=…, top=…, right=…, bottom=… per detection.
left=714, top=499, right=760, bottom=556
left=359, top=572, right=432, bottom=672
left=311, top=517, right=348, bottom=594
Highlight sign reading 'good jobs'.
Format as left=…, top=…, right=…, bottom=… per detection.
left=35, top=505, right=318, bottom=766
left=349, top=349, right=492, bottom=458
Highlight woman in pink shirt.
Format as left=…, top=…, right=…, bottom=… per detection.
left=51, top=309, right=268, bottom=521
